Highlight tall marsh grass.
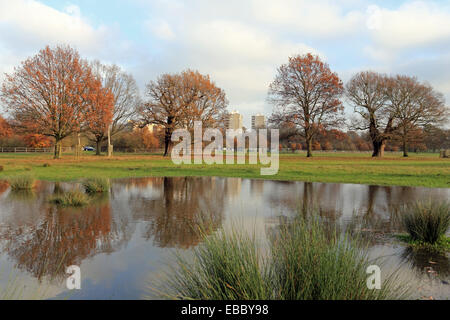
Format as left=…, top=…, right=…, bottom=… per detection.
left=82, top=177, right=110, bottom=194
left=402, top=201, right=450, bottom=244
left=271, top=216, right=403, bottom=299
left=166, top=227, right=271, bottom=300
left=7, top=174, right=36, bottom=191
left=164, top=212, right=408, bottom=300
left=48, top=190, right=90, bottom=207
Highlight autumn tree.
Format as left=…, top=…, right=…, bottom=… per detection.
left=346, top=71, right=394, bottom=157
left=1, top=45, right=102, bottom=158
left=268, top=53, right=344, bottom=157
left=385, top=75, right=447, bottom=157
left=140, top=70, right=228, bottom=156
left=24, top=134, right=52, bottom=148
left=90, top=61, right=140, bottom=140
left=84, top=82, right=114, bottom=155
left=0, top=116, right=12, bottom=138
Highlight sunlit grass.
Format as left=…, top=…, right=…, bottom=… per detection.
left=48, top=190, right=90, bottom=207
left=7, top=174, right=36, bottom=191
left=82, top=177, right=110, bottom=194
left=0, top=152, right=447, bottom=188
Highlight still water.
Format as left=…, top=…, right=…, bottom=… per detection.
left=0, top=177, right=448, bottom=299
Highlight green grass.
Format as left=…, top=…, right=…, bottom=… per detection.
left=82, top=177, right=110, bottom=194
left=396, top=234, right=450, bottom=253
left=162, top=213, right=408, bottom=300
left=401, top=201, right=450, bottom=244
left=7, top=174, right=36, bottom=191
left=48, top=190, right=90, bottom=207
left=0, top=152, right=448, bottom=188
left=165, top=226, right=272, bottom=300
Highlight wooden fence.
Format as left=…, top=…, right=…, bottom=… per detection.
left=0, top=147, right=73, bottom=153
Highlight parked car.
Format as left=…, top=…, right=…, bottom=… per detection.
left=83, top=146, right=95, bottom=151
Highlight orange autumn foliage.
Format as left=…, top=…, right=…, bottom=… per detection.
left=269, top=53, right=344, bottom=157
left=0, top=116, right=13, bottom=138
left=23, top=134, right=53, bottom=148
left=1, top=45, right=112, bottom=158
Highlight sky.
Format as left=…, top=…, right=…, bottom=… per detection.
left=0, top=0, right=449, bottom=128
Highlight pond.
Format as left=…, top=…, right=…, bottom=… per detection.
left=0, top=177, right=448, bottom=300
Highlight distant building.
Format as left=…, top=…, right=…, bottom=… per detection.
left=251, top=114, right=266, bottom=130
left=225, top=110, right=243, bottom=131
left=131, top=121, right=162, bottom=134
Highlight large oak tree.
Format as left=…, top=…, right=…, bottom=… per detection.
left=1, top=45, right=107, bottom=158
left=385, top=75, right=446, bottom=157
left=346, top=71, right=394, bottom=157
left=140, top=70, right=228, bottom=156
left=347, top=71, right=447, bottom=157
left=268, top=53, right=344, bottom=157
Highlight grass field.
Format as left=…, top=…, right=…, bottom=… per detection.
left=0, top=151, right=448, bottom=188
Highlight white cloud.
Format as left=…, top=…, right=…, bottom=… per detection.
left=250, top=0, right=364, bottom=38
left=138, top=17, right=321, bottom=125
left=145, top=19, right=175, bottom=40
left=0, top=0, right=109, bottom=52
left=64, top=4, right=81, bottom=18
left=0, top=0, right=131, bottom=93
left=365, top=1, right=450, bottom=61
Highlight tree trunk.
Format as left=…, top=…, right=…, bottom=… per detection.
left=96, top=140, right=101, bottom=156
left=164, top=116, right=174, bottom=157
left=54, top=140, right=62, bottom=159
left=372, top=140, right=386, bottom=157
left=306, top=138, right=313, bottom=158
left=54, top=141, right=59, bottom=159
left=164, top=128, right=171, bottom=157
left=402, top=137, right=408, bottom=157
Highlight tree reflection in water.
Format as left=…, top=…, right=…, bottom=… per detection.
left=0, top=203, right=128, bottom=281
left=0, top=177, right=448, bottom=299
left=125, top=177, right=225, bottom=249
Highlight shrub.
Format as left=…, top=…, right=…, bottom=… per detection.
left=49, top=190, right=89, bottom=207
left=402, top=201, right=450, bottom=244
left=8, top=174, right=35, bottom=191
left=82, top=177, right=110, bottom=194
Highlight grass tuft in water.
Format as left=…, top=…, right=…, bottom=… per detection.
left=49, top=190, right=90, bottom=207
left=164, top=212, right=408, bottom=300
left=401, top=201, right=450, bottom=245
left=7, top=174, right=35, bottom=191
left=165, top=226, right=272, bottom=300
left=271, top=215, right=404, bottom=300
left=82, top=177, right=110, bottom=194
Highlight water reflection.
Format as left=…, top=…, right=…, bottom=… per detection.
left=0, top=204, right=127, bottom=280
left=124, top=177, right=225, bottom=248
left=401, top=247, right=450, bottom=278
left=0, top=177, right=448, bottom=299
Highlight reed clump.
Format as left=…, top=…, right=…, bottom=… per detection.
left=402, top=201, right=450, bottom=245
left=82, top=177, right=110, bottom=194
left=8, top=174, right=35, bottom=191
left=49, top=190, right=90, bottom=207
left=165, top=212, right=408, bottom=300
